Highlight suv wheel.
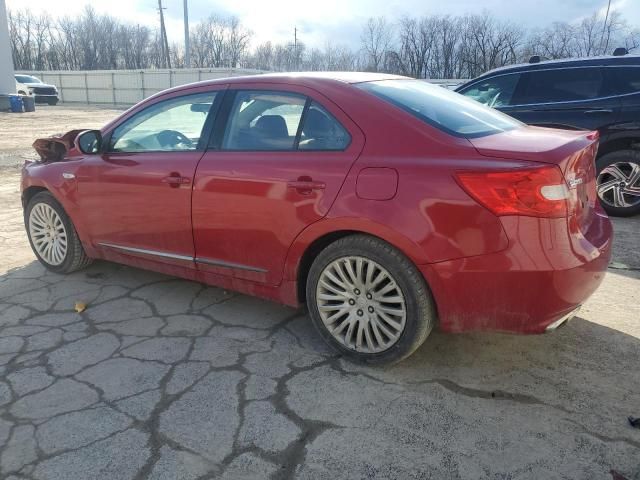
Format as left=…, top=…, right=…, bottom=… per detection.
left=596, top=150, right=640, bottom=217
left=306, top=234, right=436, bottom=365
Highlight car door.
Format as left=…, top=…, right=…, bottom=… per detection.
left=605, top=65, right=640, bottom=134
left=75, top=88, right=222, bottom=267
left=501, top=67, right=621, bottom=131
left=192, top=85, right=364, bottom=285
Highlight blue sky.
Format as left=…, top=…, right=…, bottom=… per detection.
left=6, top=0, right=639, bottom=48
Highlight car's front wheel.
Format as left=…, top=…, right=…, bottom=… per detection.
left=596, top=150, right=640, bottom=217
left=25, top=192, right=92, bottom=273
left=306, top=234, right=436, bottom=365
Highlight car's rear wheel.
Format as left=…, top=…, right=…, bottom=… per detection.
left=596, top=150, right=640, bottom=217
left=306, top=234, right=436, bottom=365
left=25, top=192, right=92, bottom=273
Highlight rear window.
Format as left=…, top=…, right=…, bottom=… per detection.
left=357, top=80, right=522, bottom=138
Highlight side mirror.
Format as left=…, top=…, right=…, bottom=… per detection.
left=77, top=130, right=102, bottom=154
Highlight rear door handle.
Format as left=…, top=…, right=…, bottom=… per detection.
left=584, top=109, right=613, bottom=114
left=287, top=177, right=326, bottom=194
left=162, top=172, right=191, bottom=188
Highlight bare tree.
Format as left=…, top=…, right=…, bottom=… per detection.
left=361, top=17, right=393, bottom=72
left=8, top=6, right=640, bottom=75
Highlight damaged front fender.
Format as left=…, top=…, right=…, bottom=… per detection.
left=32, top=129, right=87, bottom=162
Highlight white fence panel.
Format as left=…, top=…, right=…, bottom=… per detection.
left=16, top=68, right=264, bottom=105
left=17, top=69, right=466, bottom=104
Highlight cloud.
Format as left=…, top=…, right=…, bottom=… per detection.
left=5, top=0, right=639, bottom=49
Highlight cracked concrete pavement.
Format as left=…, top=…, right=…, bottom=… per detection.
left=0, top=106, right=639, bottom=479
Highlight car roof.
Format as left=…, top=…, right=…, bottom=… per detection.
left=160, top=71, right=410, bottom=96
left=458, top=54, right=640, bottom=88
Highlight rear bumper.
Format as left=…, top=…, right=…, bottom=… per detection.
left=420, top=209, right=613, bottom=334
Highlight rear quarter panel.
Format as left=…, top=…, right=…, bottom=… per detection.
left=283, top=86, right=525, bottom=279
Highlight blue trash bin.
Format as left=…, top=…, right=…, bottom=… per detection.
left=9, top=95, right=23, bottom=113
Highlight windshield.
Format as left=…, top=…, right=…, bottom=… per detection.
left=356, top=79, right=523, bottom=138
left=15, top=75, right=42, bottom=84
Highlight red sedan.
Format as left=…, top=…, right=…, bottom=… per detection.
left=21, top=73, right=612, bottom=364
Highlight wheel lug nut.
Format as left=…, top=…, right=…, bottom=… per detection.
left=357, top=309, right=363, bottom=316
left=354, top=289, right=360, bottom=295
left=366, top=293, right=372, bottom=300
left=368, top=306, right=374, bottom=313
left=348, top=299, right=355, bottom=305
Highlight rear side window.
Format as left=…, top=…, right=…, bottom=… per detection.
left=515, top=68, right=603, bottom=104
left=459, top=74, right=521, bottom=107
left=221, top=91, right=351, bottom=151
left=608, top=67, right=640, bottom=95
left=299, top=102, right=351, bottom=151
left=357, top=79, right=522, bottom=138
left=222, top=91, right=306, bottom=150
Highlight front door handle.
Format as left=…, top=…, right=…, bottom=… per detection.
left=162, top=172, right=191, bottom=188
left=287, top=176, right=326, bottom=195
left=584, top=109, right=613, bottom=114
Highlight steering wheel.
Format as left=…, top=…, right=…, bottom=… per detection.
left=488, top=91, right=502, bottom=108
left=157, top=130, right=194, bottom=149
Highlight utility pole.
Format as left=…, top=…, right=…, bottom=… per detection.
left=183, top=0, right=190, bottom=68
left=0, top=0, right=16, bottom=94
left=288, top=27, right=299, bottom=71
left=599, top=0, right=612, bottom=55
left=157, top=0, right=171, bottom=68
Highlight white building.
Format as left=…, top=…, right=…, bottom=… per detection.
left=0, top=0, right=16, bottom=94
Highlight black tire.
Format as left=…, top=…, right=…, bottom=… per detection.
left=25, top=192, right=93, bottom=273
left=306, top=234, right=436, bottom=365
left=596, top=149, right=640, bottom=217
left=47, top=99, right=58, bottom=106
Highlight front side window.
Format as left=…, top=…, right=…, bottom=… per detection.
left=459, top=74, right=520, bottom=107
left=109, top=92, right=217, bottom=153
left=358, top=79, right=523, bottom=138
left=515, top=68, right=604, bottom=104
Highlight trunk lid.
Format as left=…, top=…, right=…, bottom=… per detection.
left=468, top=126, right=600, bottom=230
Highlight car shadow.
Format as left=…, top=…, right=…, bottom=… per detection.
left=2, top=258, right=638, bottom=399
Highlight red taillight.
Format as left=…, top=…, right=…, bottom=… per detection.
left=455, top=166, right=569, bottom=218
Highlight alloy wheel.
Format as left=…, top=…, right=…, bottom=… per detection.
left=28, top=203, right=68, bottom=266
left=596, top=161, right=640, bottom=208
left=316, top=256, right=407, bottom=353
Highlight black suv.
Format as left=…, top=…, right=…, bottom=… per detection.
left=456, top=53, right=640, bottom=216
